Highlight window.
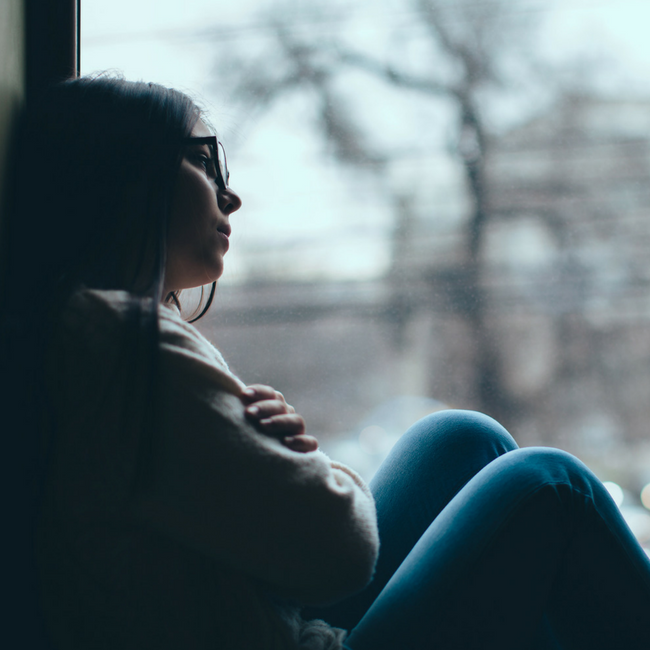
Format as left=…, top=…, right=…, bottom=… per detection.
left=83, top=0, right=650, bottom=546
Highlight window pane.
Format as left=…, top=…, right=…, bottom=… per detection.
left=83, top=0, right=650, bottom=546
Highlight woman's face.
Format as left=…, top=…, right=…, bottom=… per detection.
left=165, top=121, right=242, bottom=293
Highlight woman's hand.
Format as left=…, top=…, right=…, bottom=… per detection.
left=241, top=384, right=318, bottom=453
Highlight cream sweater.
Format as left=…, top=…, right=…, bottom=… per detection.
left=37, top=289, right=379, bottom=649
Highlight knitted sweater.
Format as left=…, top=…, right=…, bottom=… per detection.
left=37, top=289, right=379, bottom=649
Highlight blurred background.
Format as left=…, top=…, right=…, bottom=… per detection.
left=83, top=0, right=650, bottom=550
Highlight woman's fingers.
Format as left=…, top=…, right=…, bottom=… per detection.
left=242, top=384, right=309, bottom=447
left=282, top=435, right=319, bottom=453
left=244, top=397, right=306, bottom=436
left=241, top=384, right=274, bottom=403
left=245, top=399, right=292, bottom=421
left=257, top=413, right=306, bottom=437
left=242, top=384, right=288, bottom=406
left=247, top=407, right=316, bottom=452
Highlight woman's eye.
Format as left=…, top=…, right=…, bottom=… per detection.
left=197, top=155, right=215, bottom=175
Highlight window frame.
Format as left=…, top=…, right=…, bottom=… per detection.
left=25, top=0, right=80, bottom=103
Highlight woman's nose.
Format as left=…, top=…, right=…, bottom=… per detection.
left=217, top=187, right=243, bottom=215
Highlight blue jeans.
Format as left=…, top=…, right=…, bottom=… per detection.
left=307, top=410, right=650, bottom=649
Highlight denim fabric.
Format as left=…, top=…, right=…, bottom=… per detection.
left=308, top=410, right=650, bottom=649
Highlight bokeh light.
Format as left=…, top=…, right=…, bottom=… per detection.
left=641, top=483, right=650, bottom=511
left=603, top=481, right=624, bottom=507
left=359, top=425, right=388, bottom=455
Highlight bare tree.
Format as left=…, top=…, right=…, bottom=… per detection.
left=210, top=0, right=546, bottom=424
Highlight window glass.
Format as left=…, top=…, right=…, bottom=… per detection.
left=83, top=0, right=650, bottom=546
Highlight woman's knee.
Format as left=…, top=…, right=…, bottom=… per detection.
left=401, top=409, right=518, bottom=458
left=372, top=410, right=519, bottom=493
left=486, top=446, right=603, bottom=501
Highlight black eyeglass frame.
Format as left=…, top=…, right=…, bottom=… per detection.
left=184, top=136, right=230, bottom=192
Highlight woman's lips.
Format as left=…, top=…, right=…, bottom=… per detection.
left=217, top=222, right=231, bottom=237
left=217, top=228, right=230, bottom=251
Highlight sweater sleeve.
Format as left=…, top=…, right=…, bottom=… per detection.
left=131, top=304, right=379, bottom=606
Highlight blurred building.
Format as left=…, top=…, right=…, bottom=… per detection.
left=483, top=94, right=650, bottom=481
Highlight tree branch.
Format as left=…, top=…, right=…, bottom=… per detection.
left=338, top=49, right=450, bottom=96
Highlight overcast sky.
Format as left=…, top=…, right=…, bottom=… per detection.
left=82, top=0, right=650, bottom=90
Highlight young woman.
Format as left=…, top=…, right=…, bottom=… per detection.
left=3, top=75, right=650, bottom=650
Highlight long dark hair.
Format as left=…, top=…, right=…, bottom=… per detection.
left=1, top=75, right=211, bottom=647
left=4, top=74, right=204, bottom=307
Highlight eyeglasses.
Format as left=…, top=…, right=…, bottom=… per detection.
left=185, top=136, right=230, bottom=192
